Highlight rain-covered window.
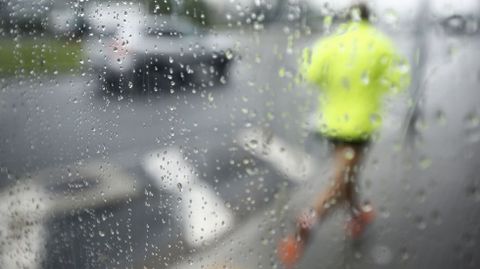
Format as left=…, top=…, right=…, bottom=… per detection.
left=1, top=0, right=479, bottom=268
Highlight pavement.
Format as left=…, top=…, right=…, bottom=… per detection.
left=0, top=22, right=479, bottom=269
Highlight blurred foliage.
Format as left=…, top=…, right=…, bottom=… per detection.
left=146, top=0, right=212, bottom=26
left=147, top=0, right=173, bottom=15
left=180, top=0, right=212, bottom=26
left=0, top=38, right=81, bottom=76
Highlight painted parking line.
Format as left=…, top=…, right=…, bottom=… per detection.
left=236, top=128, right=313, bottom=183
left=0, top=161, right=139, bottom=269
left=29, top=162, right=140, bottom=214
left=0, top=182, right=49, bottom=269
left=142, top=147, right=234, bottom=248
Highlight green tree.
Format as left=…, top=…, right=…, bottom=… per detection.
left=180, top=0, right=212, bottom=26
left=146, top=0, right=173, bottom=14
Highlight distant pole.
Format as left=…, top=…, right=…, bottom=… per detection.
left=403, top=0, right=430, bottom=148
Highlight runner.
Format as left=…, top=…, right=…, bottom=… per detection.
left=278, top=3, right=410, bottom=268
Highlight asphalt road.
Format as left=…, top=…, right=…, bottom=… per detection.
left=1, top=22, right=479, bottom=269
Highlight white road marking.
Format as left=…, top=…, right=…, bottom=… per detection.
left=142, top=147, right=233, bottom=247
left=0, top=161, right=139, bottom=269
left=37, top=162, right=139, bottom=214
left=0, top=182, right=50, bottom=269
left=236, top=128, right=313, bottom=183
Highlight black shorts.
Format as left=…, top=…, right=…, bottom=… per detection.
left=325, top=136, right=371, bottom=147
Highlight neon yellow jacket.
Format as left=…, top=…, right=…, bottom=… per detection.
left=301, top=22, right=410, bottom=141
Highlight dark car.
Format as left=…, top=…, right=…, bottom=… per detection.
left=84, top=3, right=235, bottom=93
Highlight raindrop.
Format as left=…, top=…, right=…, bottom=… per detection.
left=98, top=231, right=105, bottom=237
left=379, top=206, right=390, bottom=218
left=177, top=183, right=183, bottom=192
left=419, top=156, right=432, bottom=170
left=400, top=247, right=410, bottom=261
left=361, top=71, right=370, bottom=85
left=466, top=184, right=480, bottom=202
left=370, top=113, right=381, bottom=125
left=416, top=189, right=426, bottom=203
left=397, top=61, right=410, bottom=74
left=219, top=76, right=227, bottom=84
left=431, top=210, right=442, bottom=225
left=384, top=9, right=399, bottom=27
left=225, top=49, right=233, bottom=60
left=434, top=110, right=446, bottom=125
left=344, top=148, right=355, bottom=160
left=371, top=245, right=393, bottom=265
left=128, top=81, right=133, bottom=89
left=415, top=216, right=427, bottom=230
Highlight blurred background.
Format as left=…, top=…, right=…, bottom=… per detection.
left=0, top=0, right=480, bottom=268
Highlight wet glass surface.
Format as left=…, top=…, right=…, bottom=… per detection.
left=0, top=0, right=479, bottom=268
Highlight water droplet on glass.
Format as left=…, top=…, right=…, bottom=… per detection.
left=397, top=61, right=410, bottom=74
left=370, top=113, right=381, bottom=125
left=419, top=156, right=432, bottom=170
left=400, top=247, right=410, bottom=261
left=435, top=110, right=446, bottom=125
left=128, top=81, right=133, bottom=89
left=361, top=71, right=370, bottom=85
left=416, top=189, right=426, bottom=203
left=225, top=49, right=233, bottom=60
left=98, top=231, right=105, bottom=237
left=177, top=183, right=183, bottom=192
left=415, top=216, right=427, bottom=230
left=379, top=206, right=390, bottom=218
left=466, top=184, right=480, bottom=202
left=384, top=9, right=399, bottom=27
left=431, top=210, right=442, bottom=225
left=371, top=245, right=393, bottom=265
left=344, top=148, right=355, bottom=160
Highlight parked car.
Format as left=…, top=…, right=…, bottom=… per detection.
left=83, top=3, right=235, bottom=93
left=0, top=0, right=51, bottom=33
left=47, top=1, right=87, bottom=38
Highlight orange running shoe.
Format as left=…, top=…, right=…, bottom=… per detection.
left=346, top=206, right=376, bottom=239
left=277, top=235, right=304, bottom=268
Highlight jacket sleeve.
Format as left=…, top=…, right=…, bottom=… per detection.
left=379, top=42, right=411, bottom=94
left=299, top=40, right=329, bottom=87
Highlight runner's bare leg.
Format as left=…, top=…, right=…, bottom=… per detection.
left=297, top=143, right=365, bottom=240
